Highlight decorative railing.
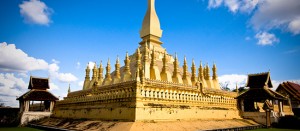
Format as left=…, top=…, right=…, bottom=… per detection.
left=58, top=78, right=237, bottom=108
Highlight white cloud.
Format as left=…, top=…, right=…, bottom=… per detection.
left=224, top=0, right=239, bottom=13
left=208, top=0, right=223, bottom=8
left=88, top=61, right=96, bottom=69
left=240, top=0, right=259, bottom=13
left=207, top=0, right=300, bottom=44
left=288, top=17, right=300, bottom=35
left=218, top=74, right=248, bottom=90
left=0, top=42, right=49, bottom=72
left=19, top=0, right=52, bottom=25
left=250, top=0, right=300, bottom=35
left=49, top=82, right=59, bottom=91
left=0, top=42, right=78, bottom=83
left=49, top=62, right=78, bottom=83
left=208, top=0, right=258, bottom=13
left=78, top=81, right=84, bottom=87
left=255, top=31, right=279, bottom=46
left=0, top=73, right=28, bottom=107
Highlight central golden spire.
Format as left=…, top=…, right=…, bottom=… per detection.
left=140, top=0, right=162, bottom=38
left=140, top=0, right=164, bottom=49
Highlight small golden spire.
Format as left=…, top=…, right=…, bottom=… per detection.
left=205, top=63, right=210, bottom=80
left=212, top=62, right=217, bottom=80
left=124, top=52, right=131, bottom=75
left=162, top=50, right=168, bottom=72
left=105, top=58, right=111, bottom=80
left=236, top=83, right=239, bottom=94
left=182, top=56, right=188, bottom=79
left=115, top=56, right=121, bottom=79
left=85, top=63, right=90, bottom=79
left=92, top=62, right=98, bottom=80
left=191, top=59, right=197, bottom=82
left=198, top=61, right=204, bottom=80
left=172, top=53, right=179, bottom=78
left=68, top=83, right=71, bottom=93
left=98, top=60, right=103, bottom=84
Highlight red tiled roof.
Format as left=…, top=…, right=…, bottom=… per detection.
left=236, top=88, right=286, bottom=100
left=17, top=90, right=58, bottom=101
left=246, top=72, right=273, bottom=89
left=28, top=76, right=50, bottom=90
left=276, top=81, right=300, bottom=101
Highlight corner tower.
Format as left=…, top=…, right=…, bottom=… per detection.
left=140, top=0, right=164, bottom=52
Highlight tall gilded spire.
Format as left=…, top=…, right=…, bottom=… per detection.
left=162, top=50, right=168, bottom=73
left=198, top=61, right=204, bottom=80
left=191, top=59, right=197, bottom=84
left=68, top=84, right=71, bottom=93
left=97, top=61, right=104, bottom=85
left=172, top=53, right=183, bottom=84
left=172, top=53, right=179, bottom=77
left=140, top=0, right=162, bottom=38
left=182, top=56, right=188, bottom=79
left=124, top=52, right=131, bottom=75
left=83, top=63, right=91, bottom=90
left=122, top=52, right=132, bottom=82
left=115, top=56, right=121, bottom=79
left=212, top=62, right=217, bottom=80
left=92, top=62, right=98, bottom=80
left=205, top=63, right=210, bottom=80
left=85, top=64, right=90, bottom=80
left=113, top=56, right=121, bottom=84
left=103, top=58, right=112, bottom=85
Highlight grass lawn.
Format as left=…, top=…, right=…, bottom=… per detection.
left=0, top=127, right=42, bottom=131
left=250, top=128, right=300, bottom=131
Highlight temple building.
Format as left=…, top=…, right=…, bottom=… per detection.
left=53, top=0, right=240, bottom=121
left=17, top=76, right=58, bottom=125
left=276, top=81, right=300, bottom=116
left=236, top=72, right=293, bottom=125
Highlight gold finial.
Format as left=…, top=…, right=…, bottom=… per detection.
left=140, top=0, right=163, bottom=38
left=212, top=62, right=217, bottom=80
left=116, top=55, right=120, bottom=63
left=115, top=56, right=121, bottom=78
left=94, top=62, right=97, bottom=68
left=86, top=63, right=90, bottom=69
left=92, top=62, right=98, bottom=79
left=173, top=53, right=180, bottom=78
left=162, top=50, right=168, bottom=72
left=68, top=83, right=71, bottom=93
left=198, top=61, right=204, bottom=80
left=191, top=59, right=197, bottom=83
left=106, top=58, right=111, bottom=78
left=99, top=60, right=103, bottom=68
left=183, top=56, right=188, bottom=79
left=98, top=60, right=104, bottom=83
left=85, top=63, right=90, bottom=78
left=124, top=52, right=131, bottom=75
left=236, top=83, right=239, bottom=94
left=205, top=63, right=210, bottom=80
left=107, top=58, right=110, bottom=66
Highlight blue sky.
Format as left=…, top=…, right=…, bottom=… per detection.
left=0, top=0, right=300, bottom=107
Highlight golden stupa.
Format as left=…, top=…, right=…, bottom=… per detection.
left=53, top=0, right=239, bottom=121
